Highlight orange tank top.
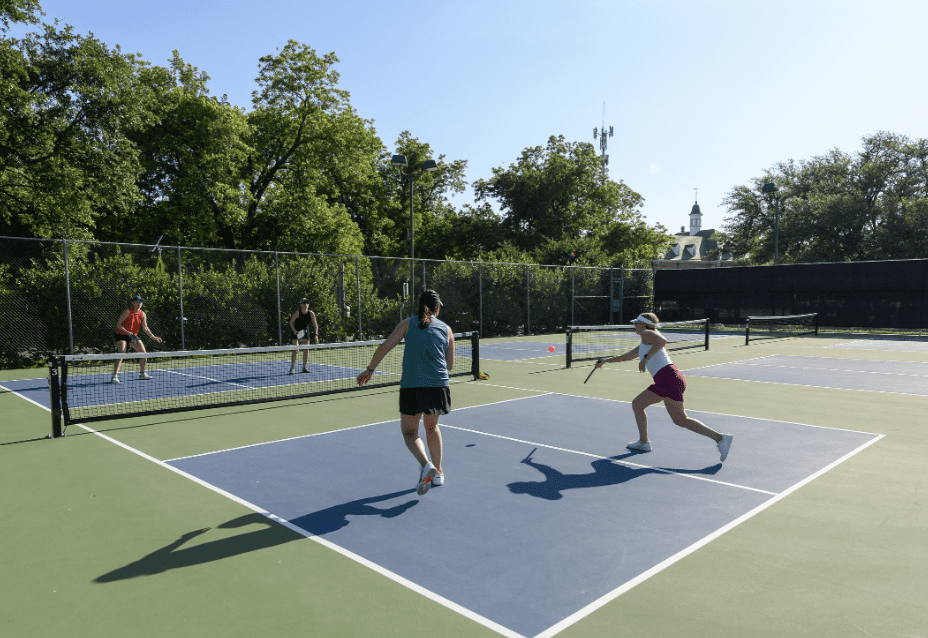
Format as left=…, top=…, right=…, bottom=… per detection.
left=121, top=308, right=144, bottom=335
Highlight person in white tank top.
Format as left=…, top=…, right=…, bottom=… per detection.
left=594, top=312, right=733, bottom=462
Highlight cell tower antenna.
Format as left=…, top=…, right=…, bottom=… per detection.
left=593, top=102, right=614, bottom=175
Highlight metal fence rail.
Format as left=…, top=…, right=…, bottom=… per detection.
left=0, top=236, right=653, bottom=368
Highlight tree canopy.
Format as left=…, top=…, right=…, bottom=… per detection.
left=0, top=4, right=677, bottom=268
left=723, top=132, right=928, bottom=264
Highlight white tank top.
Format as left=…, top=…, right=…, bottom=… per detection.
left=639, top=341, right=673, bottom=376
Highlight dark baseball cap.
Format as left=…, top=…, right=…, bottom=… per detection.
left=131, top=295, right=144, bottom=303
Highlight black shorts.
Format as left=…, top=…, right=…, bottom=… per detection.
left=114, top=333, right=136, bottom=345
left=399, top=386, right=451, bottom=416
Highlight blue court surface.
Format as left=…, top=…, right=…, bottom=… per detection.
left=166, top=392, right=879, bottom=638
left=828, top=338, right=928, bottom=352
left=686, top=354, right=928, bottom=396
left=480, top=341, right=563, bottom=361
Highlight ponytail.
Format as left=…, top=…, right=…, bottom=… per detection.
left=418, top=303, right=433, bottom=329
left=416, top=289, right=443, bottom=329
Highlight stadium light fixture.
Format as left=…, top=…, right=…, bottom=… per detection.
left=392, top=154, right=441, bottom=297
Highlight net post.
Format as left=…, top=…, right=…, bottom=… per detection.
left=49, top=357, right=63, bottom=438
left=356, top=257, right=362, bottom=340
left=814, top=312, right=819, bottom=336
left=566, top=328, right=573, bottom=369
left=470, top=331, right=480, bottom=380
left=275, top=252, right=282, bottom=346
left=526, top=266, right=531, bottom=336
left=745, top=317, right=751, bottom=346
left=704, top=318, right=710, bottom=350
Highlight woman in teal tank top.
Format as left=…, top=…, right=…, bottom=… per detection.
left=357, top=290, right=455, bottom=496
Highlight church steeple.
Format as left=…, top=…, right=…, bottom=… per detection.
left=689, top=198, right=702, bottom=236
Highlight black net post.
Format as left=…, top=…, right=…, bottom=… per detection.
left=703, top=317, right=710, bottom=350
left=745, top=318, right=751, bottom=345
left=566, top=328, right=573, bottom=369
left=471, top=331, right=480, bottom=380
left=48, top=356, right=63, bottom=438
left=177, top=246, right=186, bottom=350
left=814, top=312, right=820, bottom=336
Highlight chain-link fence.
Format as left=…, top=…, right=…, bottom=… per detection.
left=0, top=236, right=652, bottom=368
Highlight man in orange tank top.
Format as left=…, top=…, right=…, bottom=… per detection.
left=112, top=296, right=163, bottom=383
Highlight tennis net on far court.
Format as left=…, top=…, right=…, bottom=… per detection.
left=566, top=319, right=709, bottom=368
left=745, top=313, right=818, bottom=345
left=47, top=332, right=479, bottom=436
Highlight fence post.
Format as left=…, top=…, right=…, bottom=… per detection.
left=177, top=246, right=185, bottom=350
left=571, top=267, right=575, bottom=327
left=356, top=257, right=362, bottom=340
left=619, top=266, right=624, bottom=324
left=275, top=252, right=282, bottom=346
left=526, top=266, right=531, bottom=335
left=62, top=240, right=74, bottom=354
left=609, top=267, right=614, bottom=325
left=478, top=262, right=483, bottom=337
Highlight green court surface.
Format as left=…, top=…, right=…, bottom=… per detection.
left=2, top=334, right=927, bottom=637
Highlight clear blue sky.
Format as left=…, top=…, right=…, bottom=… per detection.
left=11, top=0, right=928, bottom=237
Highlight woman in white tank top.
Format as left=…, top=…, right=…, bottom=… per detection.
left=594, top=313, right=733, bottom=462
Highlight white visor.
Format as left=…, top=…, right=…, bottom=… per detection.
left=630, top=314, right=658, bottom=327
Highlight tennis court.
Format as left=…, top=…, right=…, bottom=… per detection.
left=2, top=332, right=927, bottom=638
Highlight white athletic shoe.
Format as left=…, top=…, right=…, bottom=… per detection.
left=626, top=440, right=652, bottom=452
left=718, top=434, right=733, bottom=462
left=417, top=462, right=437, bottom=495
left=111, top=374, right=120, bottom=384
left=288, top=367, right=295, bottom=375
left=139, top=372, right=152, bottom=380
left=432, top=471, right=444, bottom=487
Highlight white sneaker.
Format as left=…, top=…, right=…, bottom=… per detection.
left=111, top=374, right=120, bottom=384
left=288, top=367, right=295, bottom=375
left=139, top=372, right=152, bottom=380
left=417, top=462, right=437, bottom=495
left=432, top=471, right=444, bottom=487
left=626, top=440, right=652, bottom=452
left=718, top=434, right=733, bottom=462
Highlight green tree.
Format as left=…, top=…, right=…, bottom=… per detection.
left=240, top=40, right=376, bottom=254
left=0, top=24, right=153, bottom=239
left=0, top=0, right=41, bottom=31
left=722, top=132, right=928, bottom=264
left=111, top=52, right=252, bottom=247
left=473, top=135, right=663, bottom=264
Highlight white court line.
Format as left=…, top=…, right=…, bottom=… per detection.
left=12, top=380, right=884, bottom=638
left=72, top=421, right=524, bottom=638
left=728, top=362, right=928, bottom=378
left=685, top=373, right=928, bottom=398
left=0, top=381, right=50, bottom=412
left=164, top=392, right=552, bottom=462
left=534, top=432, right=884, bottom=638
left=162, top=369, right=255, bottom=389
left=439, top=422, right=777, bottom=496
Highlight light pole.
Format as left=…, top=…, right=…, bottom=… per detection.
left=391, top=154, right=438, bottom=300
left=761, top=182, right=780, bottom=265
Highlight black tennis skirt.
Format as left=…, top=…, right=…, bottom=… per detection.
left=399, top=386, right=451, bottom=416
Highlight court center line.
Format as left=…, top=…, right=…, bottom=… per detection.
left=439, top=422, right=777, bottom=496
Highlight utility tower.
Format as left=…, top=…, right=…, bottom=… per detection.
left=593, top=103, right=614, bottom=175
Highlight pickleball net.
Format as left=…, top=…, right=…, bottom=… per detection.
left=48, top=332, right=479, bottom=436
left=566, top=319, right=709, bottom=368
left=745, top=313, right=818, bottom=345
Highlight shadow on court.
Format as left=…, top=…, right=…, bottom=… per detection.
left=290, top=488, right=419, bottom=535
left=508, top=450, right=721, bottom=501
left=95, top=513, right=303, bottom=583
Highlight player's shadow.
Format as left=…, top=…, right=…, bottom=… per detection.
left=290, top=488, right=419, bottom=535
left=95, top=490, right=418, bottom=583
left=508, top=452, right=721, bottom=501
left=95, top=513, right=302, bottom=582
